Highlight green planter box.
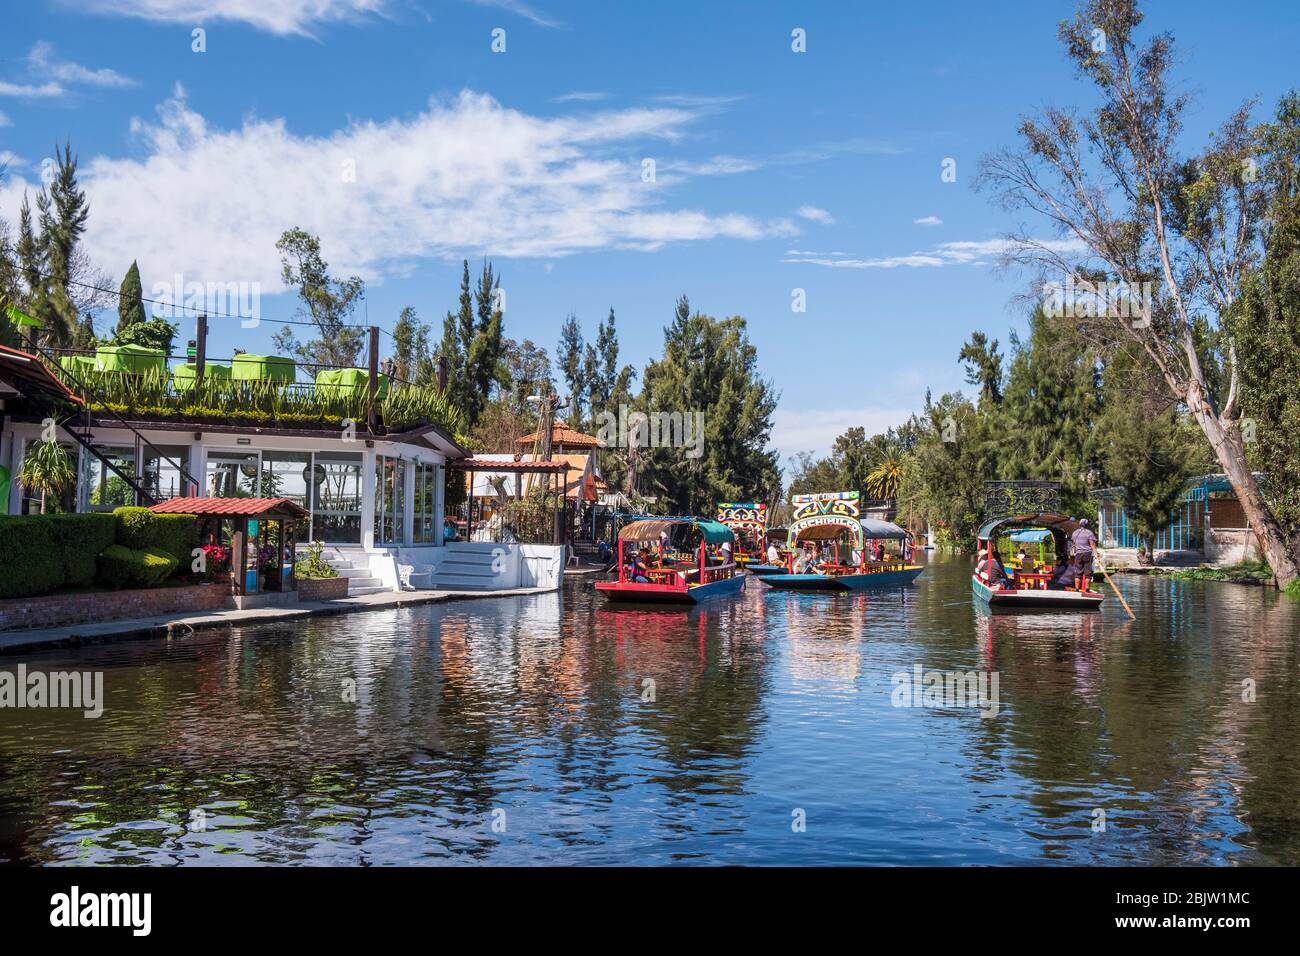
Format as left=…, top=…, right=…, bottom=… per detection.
left=172, top=362, right=232, bottom=390
left=95, top=344, right=166, bottom=376
left=314, top=367, right=390, bottom=399
left=231, top=354, right=296, bottom=383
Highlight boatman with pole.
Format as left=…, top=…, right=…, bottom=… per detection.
left=1070, top=519, right=1099, bottom=588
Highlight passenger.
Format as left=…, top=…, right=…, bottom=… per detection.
left=631, top=548, right=652, bottom=584
left=1016, top=548, right=1033, bottom=572
left=874, top=540, right=886, bottom=563
left=1047, top=557, right=1074, bottom=590
left=719, top=537, right=734, bottom=566
left=766, top=541, right=781, bottom=565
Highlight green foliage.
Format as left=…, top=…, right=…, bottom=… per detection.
left=0, top=513, right=117, bottom=598
left=112, top=317, right=178, bottom=355
left=16, top=437, right=75, bottom=513
left=112, top=506, right=197, bottom=567
left=112, top=506, right=157, bottom=549
left=97, top=544, right=178, bottom=589
left=271, top=227, right=366, bottom=369
left=116, top=260, right=147, bottom=332
left=637, top=300, right=780, bottom=515
left=293, top=541, right=338, bottom=580
left=1160, top=561, right=1273, bottom=583
left=0, top=516, right=62, bottom=597
left=1225, top=90, right=1300, bottom=548
left=438, top=260, right=508, bottom=429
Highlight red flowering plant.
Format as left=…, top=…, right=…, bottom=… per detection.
left=200, top=544, right=231, bottom=579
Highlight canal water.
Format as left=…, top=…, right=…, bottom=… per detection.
left=1, top=553, right=1297, bottom=865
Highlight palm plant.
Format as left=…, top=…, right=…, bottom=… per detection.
left=864, top=455, right=903, bottom=502
left=17, top=437, right=76, bottom=513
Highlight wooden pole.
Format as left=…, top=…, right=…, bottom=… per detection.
left=1098, top=553, right=1136, bottom=619
left=367, top=325, right=380, bottom=433
left=195, top=313, right=207, bottom=385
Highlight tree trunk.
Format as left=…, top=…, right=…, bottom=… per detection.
left=1188, top=396, right=1300, bottom=588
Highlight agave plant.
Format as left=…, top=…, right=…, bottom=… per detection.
left=17, top=436, right=76, bottom=513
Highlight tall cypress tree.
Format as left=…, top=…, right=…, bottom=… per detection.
left=116, top=260, right=146, bottom=333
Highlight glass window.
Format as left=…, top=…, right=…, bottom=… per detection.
left=82, top=445, right=138, bottom=512
left=261, top=451, right=312, bottom=542
left=206, top=451, right=260, bottom=498
left=313, top=451, right=363, bottom=544
left=143, top=446, right=192, bottom=502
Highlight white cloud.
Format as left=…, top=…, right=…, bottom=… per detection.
left=468, top=0, right=560, bottom=28
left=0, top=87, right=794, bottom=294
left=784, top=237, right=1085, bottom=269
left=772, top=405, right=916, bottom=462
left=0, top=151, right=26, bottom=169
left=795, top=205, right=835, bottom=225
left=69, top=0, right=390, bottom=37
left=28, top=42, right=137, bottom=89
left=553, top=91, right=609, bottom=103
left=0, top=81, right=64, bottom=98
left=0, top=111, right=11, bottom=127
left=665, top=155, right=758, bottom=176
left=913, top=215, right=942, bottom=226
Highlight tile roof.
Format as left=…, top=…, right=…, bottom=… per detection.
left=149, top=496, right=310, bottom=518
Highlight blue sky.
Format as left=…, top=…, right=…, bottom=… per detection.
left=2, top=0, right=1297, bottom=465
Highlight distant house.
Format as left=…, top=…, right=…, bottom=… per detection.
left=1093, top=474, right=1261, bottom=564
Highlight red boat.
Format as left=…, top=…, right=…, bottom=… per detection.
left=595, top=518, right=745, bottom=604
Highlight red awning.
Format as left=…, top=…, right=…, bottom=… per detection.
left=149, top=496, right=310, bottom=519
left=0, top=346, right=84, bottom=405
left=451, top=458, right=569, bottom=472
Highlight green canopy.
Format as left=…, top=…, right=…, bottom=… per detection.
left=5, top=304, right=40, bottom=329
left=231, top=354, right=296, bottom=383
left=693, top=520, right=735, bottom=544
left=172, top=362, right=232, bottom=390
left=58, top=355, right=97, bottom=377
left=95, top=344, right=166, bottom=376
left=315, top=367, right=389, bottom=399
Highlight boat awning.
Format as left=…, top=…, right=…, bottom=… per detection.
left=1009, top=529, right=1053, bottom=542
left=977, top=512, right=1082, bottom=541
left=617, top=518, right=734, bottom=543
left=789, top=515, right=861, bottom=542
left=859, top=518, right=909, bottom=540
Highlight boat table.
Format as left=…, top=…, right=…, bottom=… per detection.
left=1014, top=571, right=1053, bottom=591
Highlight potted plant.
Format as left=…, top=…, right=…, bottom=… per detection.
left=294, top=541, right=347, bottom=601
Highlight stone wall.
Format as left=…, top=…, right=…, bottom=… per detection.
left=0, top=583, right=232, bottom=632
left=297, top=577, right=349, bottom=602
left=1205, top=528, right=1260, bottom=567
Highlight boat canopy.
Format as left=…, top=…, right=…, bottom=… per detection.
left=617, top=518, right=734, bottom=543
left=1009, top=528, right=1053, bottom=542
left=859, top=518, right=910, bottom=540
left=789, top=514, right=862, bottom=545
left=977, top=512, right=1083, bottom=543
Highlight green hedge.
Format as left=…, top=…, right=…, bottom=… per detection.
left=97, top=545, right=178, bottom=589
left=112, top=507, right=197, bottom=567
left=0, top=513, right=118, bottom=599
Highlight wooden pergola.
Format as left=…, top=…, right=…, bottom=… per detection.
left=150, top=496, right=310, bottom=596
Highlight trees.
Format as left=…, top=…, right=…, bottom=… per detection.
left=555, top=313, right=586, bottom=423
left=958, top=331, right=1004, bottom=406
left=392, top=306, right=433, bottom=385
left=439, top=260, right=507, bottom=429
left=1097, top=350, right=1196, bottom=563
left=978, top=0, right=1299, bottom=587
left=638, top=301, right=779, bottom=515
left=17, top=438, right=75, bottom=514
left=1226, top=92, right=1300, bottom=564
left=997, top=308, right=1104, bottom=516
left=116, top=260, right=146, bottom=334
left=271, top=227, right=365, bottom=370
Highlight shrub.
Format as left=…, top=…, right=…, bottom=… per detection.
left=0, top=517, right=63, bottom=598
left=113, top=506, right=157, bottom=549
left=0, top=513, right=119, bottom=598
left=46, top=513, right=117, bottom=587
left=294, top=541, right=338, bottom=580
left=112, top=507, right=197, bottom=568
left=97, top=545, right=178, bottom=589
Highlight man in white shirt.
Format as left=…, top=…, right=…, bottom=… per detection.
left=766, top=542, right=780, bottom=564
left=719, top=538, right=734, bottom=565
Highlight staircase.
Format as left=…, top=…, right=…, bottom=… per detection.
left=428, top=543, right=502, bottom=591
left=320, top=547, right=388, bottom=595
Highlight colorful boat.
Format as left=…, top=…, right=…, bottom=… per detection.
left=971, top=513, right=1104, bottom=610
left=715, top=501, right=769, bottom=569
left=760, top=491, right=924, bottom=591
left=745, top=525, right=790, bottom=575
left=595, top=517, right=745, bottom=604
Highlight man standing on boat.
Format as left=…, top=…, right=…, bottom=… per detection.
left=1070, top=519, right=1098, bottom=583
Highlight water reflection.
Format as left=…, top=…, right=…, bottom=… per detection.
left=0, top=555, right=1296, bottom=865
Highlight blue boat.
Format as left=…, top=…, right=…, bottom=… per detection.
left=596, top=517, right=745, bottom=605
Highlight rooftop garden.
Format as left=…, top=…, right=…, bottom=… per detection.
left=43, top=355, right=467, bottom=440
